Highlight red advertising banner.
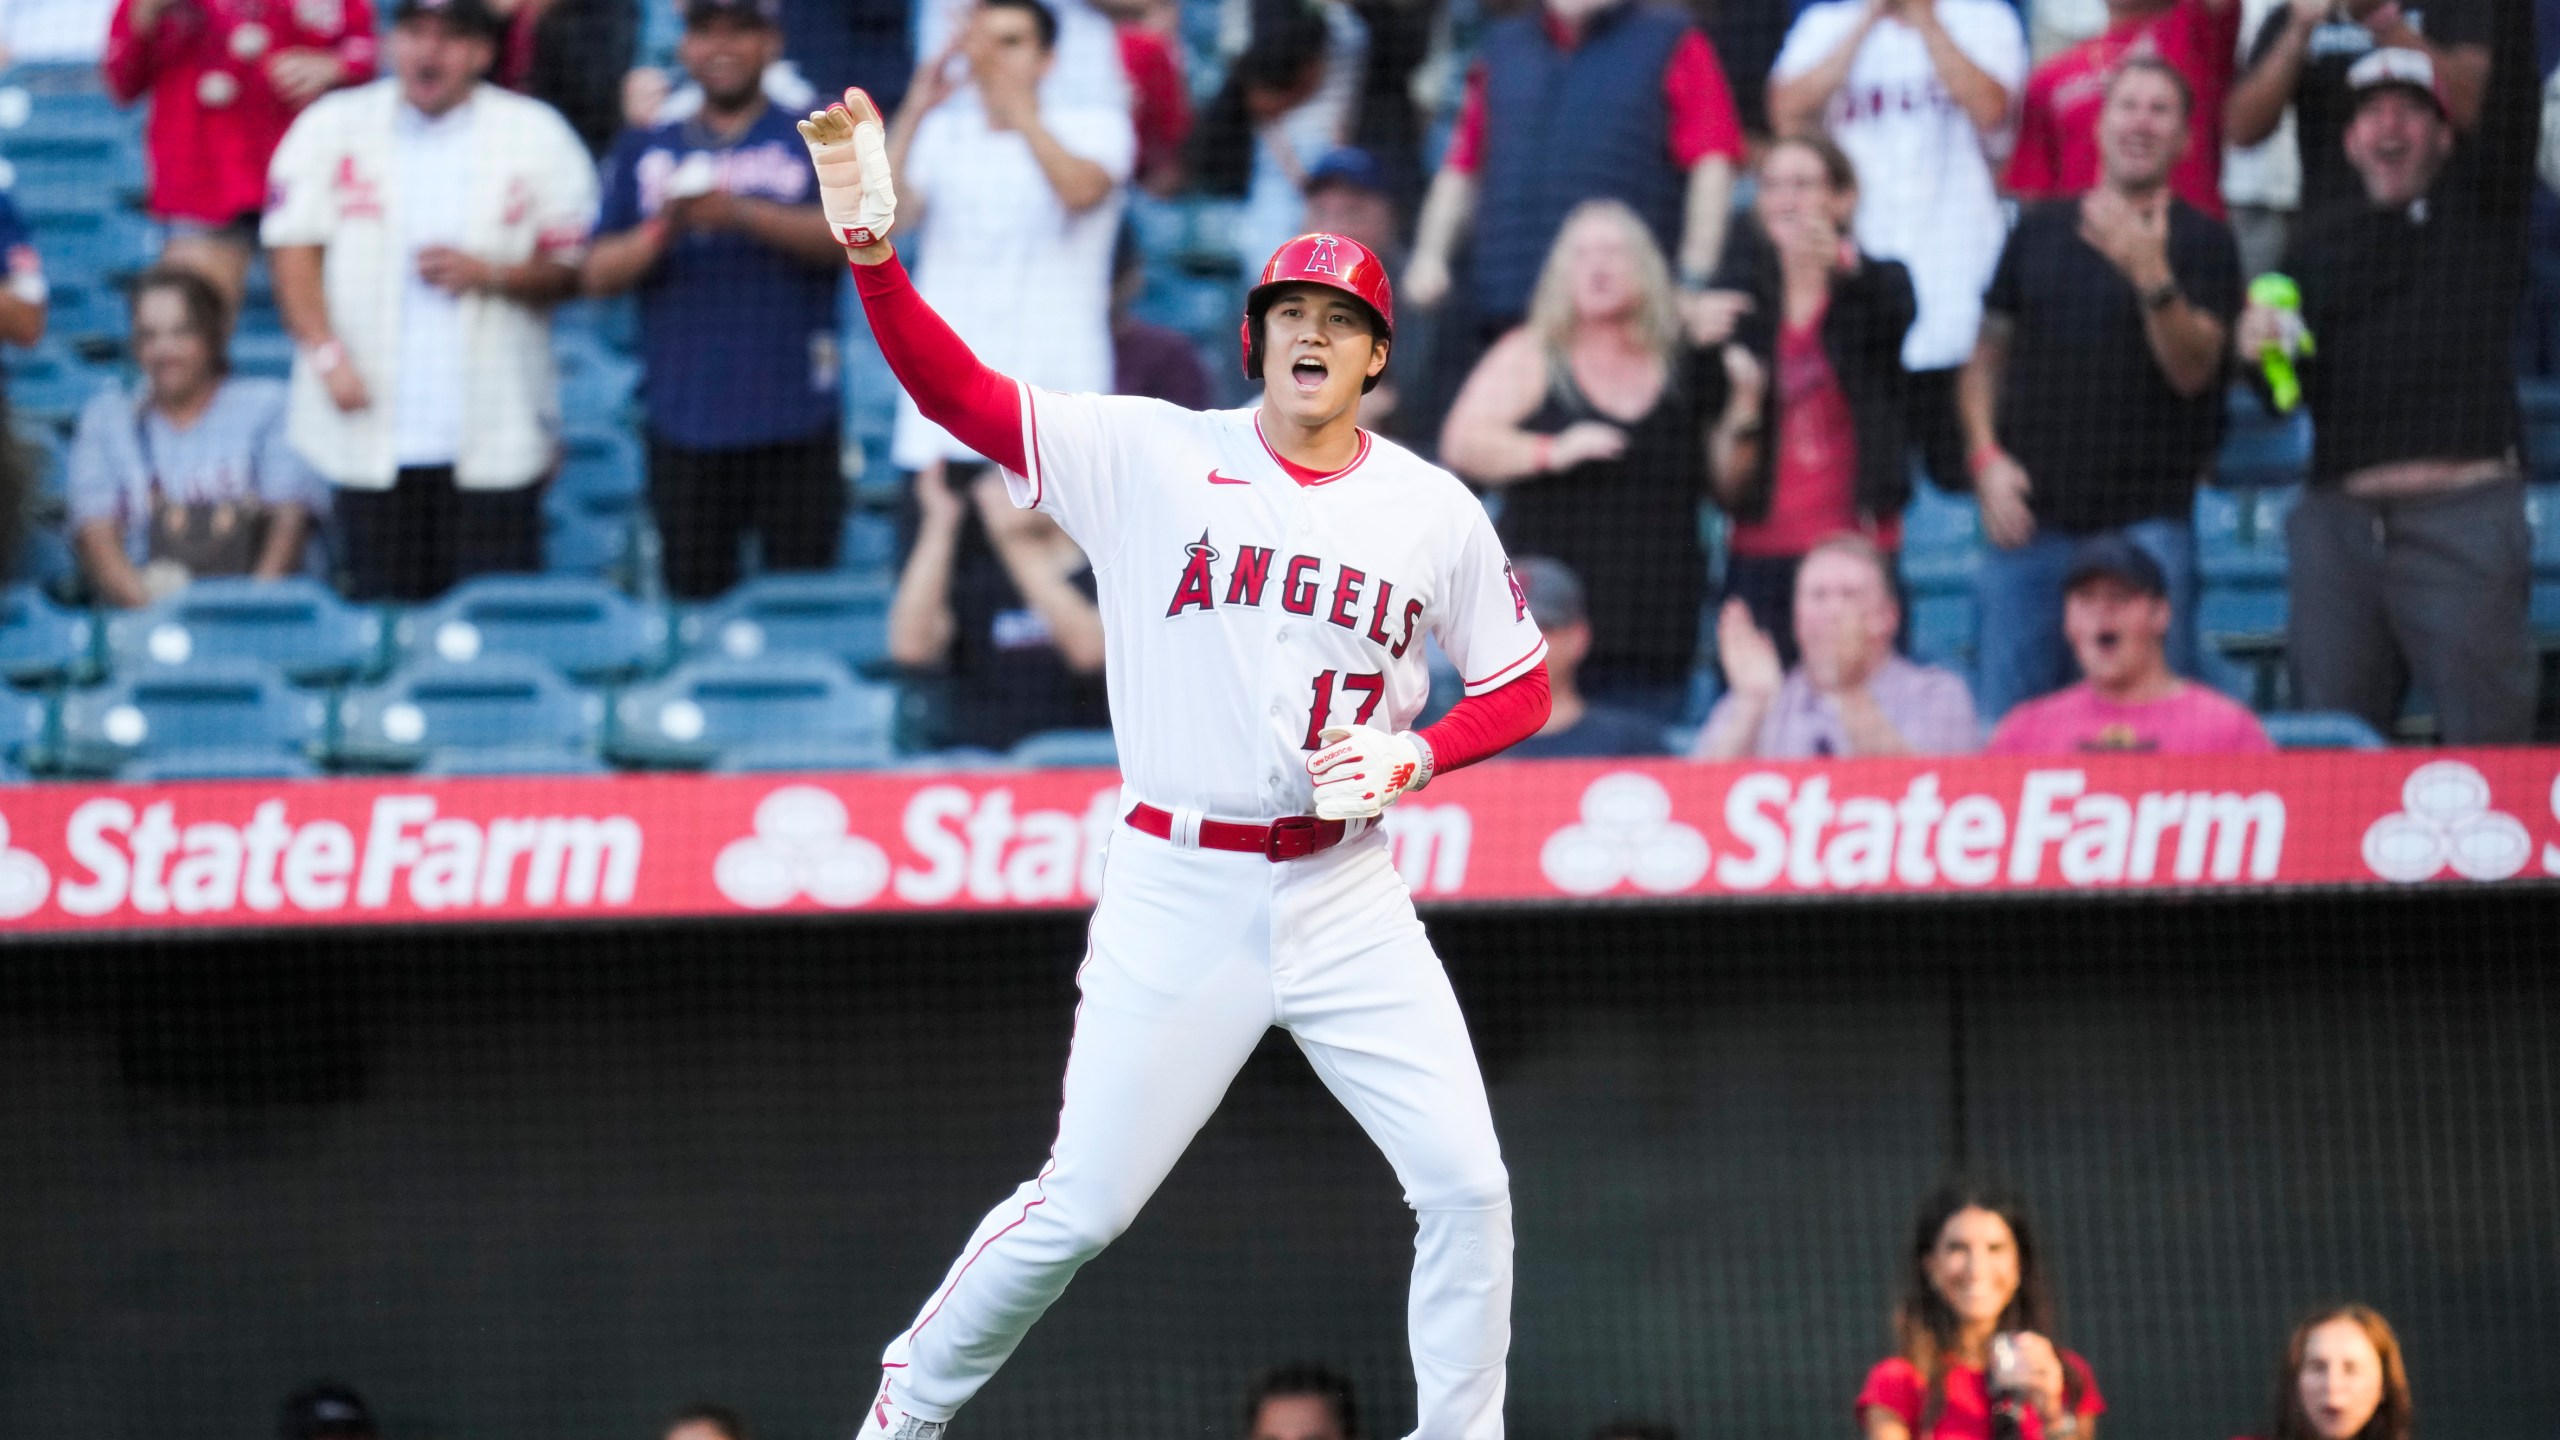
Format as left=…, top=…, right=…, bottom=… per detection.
left=0, top=750, right=2554, bottom=934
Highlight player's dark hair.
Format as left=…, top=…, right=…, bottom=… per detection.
left=981, top=0, right=1059, bottom=52
left=2106, top=53, right=2195, bottom=122
left=666, top=1403, right=749, bottom=1440
left=1892, top=1178, right=2081, bottom=1436
left=1242, top=1363, right=1362, bottom=1438
left=1589, top=1421, right=1679, bottom=1440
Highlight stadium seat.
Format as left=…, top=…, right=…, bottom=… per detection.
left=2524, top=484, right=2560, bottom=576
left=9, top=339, right=113, bottom=425
left=609, top=653, right=898, bottom=769
left=542, top=492, right=638, bottom=582
left=333, top=654, right=605, bottom=772
left=396, top=575, right=666, bottom=684
left=1009, top=728, right=1118, bottom=768
left=122, top=749, right=320, bottom=780
left=2216, top=406, right=2311, bottom=488
left=228, top=327, right=297, bottom=380
left=54, top=657, right=325, bottom=777
left=841, top=509, right=899, bottom=577
left=103, top=578, right=383, bottom=686
left=1, top=684, right=48, bottom=773
left=22, top=204, right=153, bottom=286
left=677, top=572, right=893, bottom=674
left=2196, top=486, right=2288, bottom=586
left=556, top=424, right=645, bottom=505
left=555, top=329, right=642, bottom=418
left=2196, top=585, right=2289, bottom=708
left=0, top=583, right=93, bottom=683
left=2263, top=711, right=2386, bottom=750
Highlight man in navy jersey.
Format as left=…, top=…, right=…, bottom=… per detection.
left=585, top=0, right=848, bottom=599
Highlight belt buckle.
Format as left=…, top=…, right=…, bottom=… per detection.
left=1263, top=815, right=1325, bottom=861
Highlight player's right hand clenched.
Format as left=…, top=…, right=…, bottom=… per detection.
left=798, top=87, right=897, bottom=256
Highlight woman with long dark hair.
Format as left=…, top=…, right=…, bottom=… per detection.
left=2244, top=1305, right=2412, bottom=1440
left=1856, top=1180, right=2103, bottom=1440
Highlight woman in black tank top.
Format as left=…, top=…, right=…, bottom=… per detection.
left=1441, top=201, right=1710, bottom=720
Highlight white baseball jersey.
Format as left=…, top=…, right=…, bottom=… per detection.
left=1004, top=389, right=1549, bottom=819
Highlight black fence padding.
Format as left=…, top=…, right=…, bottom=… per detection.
left=1, top=890, right=2553, bottom=1440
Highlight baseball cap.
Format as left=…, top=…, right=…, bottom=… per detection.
left=279, top=1384, right=378, bottom=1440
left=390, top=0, right=503, bottom=36
left=2062, top=535, right=2169, bottom=598
left=685, top=0, right=782, bottom=27
left=1512, top=555, right=1587, bottom=630
left=2345, top=47, right=2447, bottom=119
left=1303, top=148, right=1390, bottom=198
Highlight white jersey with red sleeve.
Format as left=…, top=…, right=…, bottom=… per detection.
left=1003, top=387, right=1546, bottom=821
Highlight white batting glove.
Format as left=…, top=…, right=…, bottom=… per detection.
left=1306, top=724, right=1433, bottom=822
left=796, top=86, right=897, bottom=250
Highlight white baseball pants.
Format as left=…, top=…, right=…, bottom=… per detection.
left=878, top=819, right=1514, bottom=1439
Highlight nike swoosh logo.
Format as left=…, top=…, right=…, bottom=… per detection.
left=1207, top=470, right=1251, bottom=485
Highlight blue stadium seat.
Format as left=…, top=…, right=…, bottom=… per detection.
left=0, top=135, right=143, bottom=210
left=841, top=509, right=899, bottom=577
left=104, top=578, right=383, bottom=686
left=46, top=277, right=128, bottom=352
left=1009, top=728, right=1118, bottom=768
left=0, top=583, right=92, bottom=683
left=396, top=575, right=666, bottom=684
left=2518, top=377, right=2560, bottom=425
left=228, top=327, right=297, bottom=380
left=678, top=572, right=893, bottom=674
left=543, top=502, right=636, bottom=582
left=22, top=204, right=153, bottom=285
left=1, top=684, right=48, bottom=771
left=556, top=330, right=641, bottom=418
left=1898, top=484, right=1980, bottom=595
left=2196, top=584, right=2289, bottom=707
left=2524, top=484, right=2560, bottom=576
left=333, top=654, right=605, bottom=772
left=9, top=339, right=113, bottom=423
left=2217, top=406, right=2311, bottom=488
left=2196, top=486, right=2289, bottom=585
left=123, top=749, right=320, bottom=780
left=2533, top=579, right=2560, bottom=639
left=54, top=657, right=325, bottom=777
left=556, top=424, right=645, bottom=505
left=2263, top=711, right=2386, bottom=750
left=610, top=653, right=898, bottom=769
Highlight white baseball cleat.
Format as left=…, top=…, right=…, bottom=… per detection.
left=858, top=1379, right=947, bottom=1440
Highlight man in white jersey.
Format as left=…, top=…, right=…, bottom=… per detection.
left=799, top=89, right=1555, bottom=1440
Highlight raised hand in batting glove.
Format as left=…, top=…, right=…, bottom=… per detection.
left=1306, top=724, right=1433, bottom=822
left=797, top=87, right=897, bottom=255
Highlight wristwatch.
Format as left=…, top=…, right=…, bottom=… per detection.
left=2142, top=279, right=2181, bottom=312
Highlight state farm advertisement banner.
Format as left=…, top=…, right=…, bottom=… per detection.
left=0, top=751, right=2555, bottom=934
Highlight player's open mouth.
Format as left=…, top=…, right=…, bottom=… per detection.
left=1290, top=356, right=1329, bottom=392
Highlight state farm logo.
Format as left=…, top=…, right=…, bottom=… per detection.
left=0, top=813, right=47, bottom=919
left=2361, top=760, right=2532, bottom=883
left=1540, top=773, right=1711, bottom=897
left=714, top=786, right=891, bottom=910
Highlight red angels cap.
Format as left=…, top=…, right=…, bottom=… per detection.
left=1240, top=232, right=1395, bottom=391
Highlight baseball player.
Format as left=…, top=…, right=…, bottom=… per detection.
left=800, top=87, right=1553, bottom=1440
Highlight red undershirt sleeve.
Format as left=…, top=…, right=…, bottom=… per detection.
left=850, top=252, right=1030, bottom=476
left=1416, top=662, right=1551, bottom=776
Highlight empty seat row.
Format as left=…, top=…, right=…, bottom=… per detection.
left=0, top=573, right=900, bottom=689
left=2, top=651, right=1124, bottom=780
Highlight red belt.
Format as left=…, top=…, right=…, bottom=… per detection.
left=1125, top=803, right=1348, bottom=861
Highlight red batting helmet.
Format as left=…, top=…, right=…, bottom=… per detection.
left=1241, top=232, right=1395, bottom=394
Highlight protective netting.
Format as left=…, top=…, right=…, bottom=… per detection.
left=5, top=889, right=2554, bottom=1440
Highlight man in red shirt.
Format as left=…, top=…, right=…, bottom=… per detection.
left=104, top=0, right=377, bottom=306
left=1404, top=0, right=1744, bottom=338
left=2003, top=0, right=2240, bottom=216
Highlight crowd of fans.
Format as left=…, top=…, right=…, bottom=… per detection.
left=263, top=1179, right=2427, bottom=1440
left=0, top=0, right=2552, bottom=764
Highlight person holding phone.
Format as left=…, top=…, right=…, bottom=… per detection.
left=1856, top=1181, right=2106, bottom=1440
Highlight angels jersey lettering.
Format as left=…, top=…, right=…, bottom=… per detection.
left=1006, top=388, right=1547, bottom=820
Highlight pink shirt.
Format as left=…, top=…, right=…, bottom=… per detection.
left=1858, top=1355, right=2106, bottom=1440
left=1986, top=680, right=2274, bottom=755
left=1732, top=306, right=1860, bottom=558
